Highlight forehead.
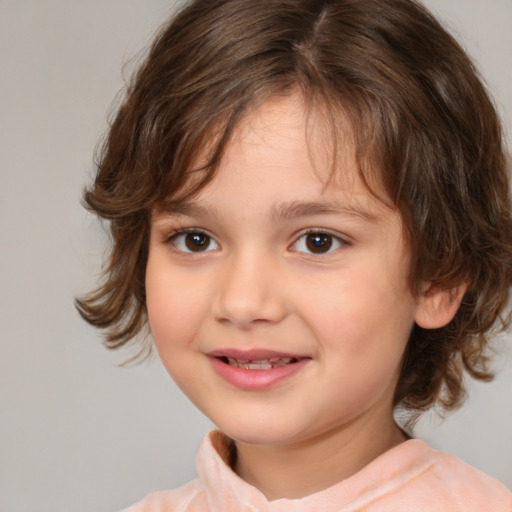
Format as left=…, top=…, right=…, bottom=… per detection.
left=202, top=93, right=388, bottom=208
left=227, top=93, right=354, bottom=185
left=158, top=93, right=397, bottom=227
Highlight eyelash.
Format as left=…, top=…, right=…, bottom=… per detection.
left=289, top=229, right=348, bottom=256
left=165, top=228, right=349, bottom=255
left=166, top=228, right=219, bottom=253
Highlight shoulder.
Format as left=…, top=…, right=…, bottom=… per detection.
left=398, top=441, right=512, bottom=511
left=429, top=449, right=512, bottom=505
left=120, top=479, right=206, bottom=512
left=348, top=439, right=512, bottom=511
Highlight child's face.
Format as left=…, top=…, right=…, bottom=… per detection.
left=146, top=94, right=421, bottom=447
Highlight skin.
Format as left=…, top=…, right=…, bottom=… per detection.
left=145, top=94, right=462, bottom=500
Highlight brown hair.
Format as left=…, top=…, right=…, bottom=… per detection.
left=77, top=0, right=512, bottom=419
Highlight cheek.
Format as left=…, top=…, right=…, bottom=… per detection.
left=308, top=265, right=415, bottom=371
left=145, top=256, right=206, bottom=353
left=312, top=264, right=412, bottom=327
left=145, top=266, right=212, bottom=403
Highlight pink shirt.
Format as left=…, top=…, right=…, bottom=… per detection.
left=124, top=430, right=512, bottom=511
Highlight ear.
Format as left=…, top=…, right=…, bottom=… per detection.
left=414, top=282, right=467, bottom=329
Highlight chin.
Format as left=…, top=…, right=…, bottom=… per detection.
left=216, top=420, right=300, bottom=446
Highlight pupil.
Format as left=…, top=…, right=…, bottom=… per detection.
left=185, top=233, right=209, bottom=251
left=306, top=233, right=332, bottom=253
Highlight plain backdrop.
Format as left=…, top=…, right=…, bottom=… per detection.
left=0, top=1, right=511, bottom=511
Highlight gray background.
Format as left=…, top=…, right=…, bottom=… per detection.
left=0, top=1, right=511, bottom=511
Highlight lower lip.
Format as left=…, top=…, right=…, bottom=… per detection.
left=209, top=357, right=310, bottom=390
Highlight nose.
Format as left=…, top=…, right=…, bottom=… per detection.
left=212, top=251, right=288, bottom=329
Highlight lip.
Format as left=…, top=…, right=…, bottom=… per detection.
left=207, top=348, right=304, bottom=360
left=207, top=348, right=311, bottom=390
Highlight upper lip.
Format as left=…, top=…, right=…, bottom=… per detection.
left=207, top=348, right=309, bottom=361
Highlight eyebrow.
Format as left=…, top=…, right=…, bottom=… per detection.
left=156, top=199, right=379, bottom=224
left=268, top=200, right=379, bottom=223
left=156, top=201, right=218, bottom=218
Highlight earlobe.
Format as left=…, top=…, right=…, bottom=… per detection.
left=414, top=282, right=467, bottom=329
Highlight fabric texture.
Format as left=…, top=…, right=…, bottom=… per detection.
left=123, top=430, right=512, bottom=512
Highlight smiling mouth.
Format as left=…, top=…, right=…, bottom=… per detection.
left=216, top=356, right=299, bottom=370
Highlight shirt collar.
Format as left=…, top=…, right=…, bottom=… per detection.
left=195, top=430, right=433, bottom=512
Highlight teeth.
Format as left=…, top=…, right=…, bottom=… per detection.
left=224, top=357, right=297, bottom=370
left=248, top=363, right=273, bottom=370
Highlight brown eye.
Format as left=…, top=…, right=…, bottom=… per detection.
left=305, top=233, right=333, bottom=253
left=291, top=231, right=344, bottom=255
left=172, top=232, right=219, bottom=253
left=186, top=233, right=210, bottom=251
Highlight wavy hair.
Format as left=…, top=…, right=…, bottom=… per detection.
left=76, top=0, right=512, bottom=419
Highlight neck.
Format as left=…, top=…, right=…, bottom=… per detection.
left=233, top=412, right=406, bottom=500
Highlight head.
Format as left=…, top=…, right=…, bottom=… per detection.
left=77, top=0, right=512, bottom=425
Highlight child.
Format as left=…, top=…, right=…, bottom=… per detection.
left=77, top=0, right=512, bottom=509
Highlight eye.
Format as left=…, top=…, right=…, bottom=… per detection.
left=291, top=231, right=344, bottom=255
left=170, top=230, right=219, bottom=253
